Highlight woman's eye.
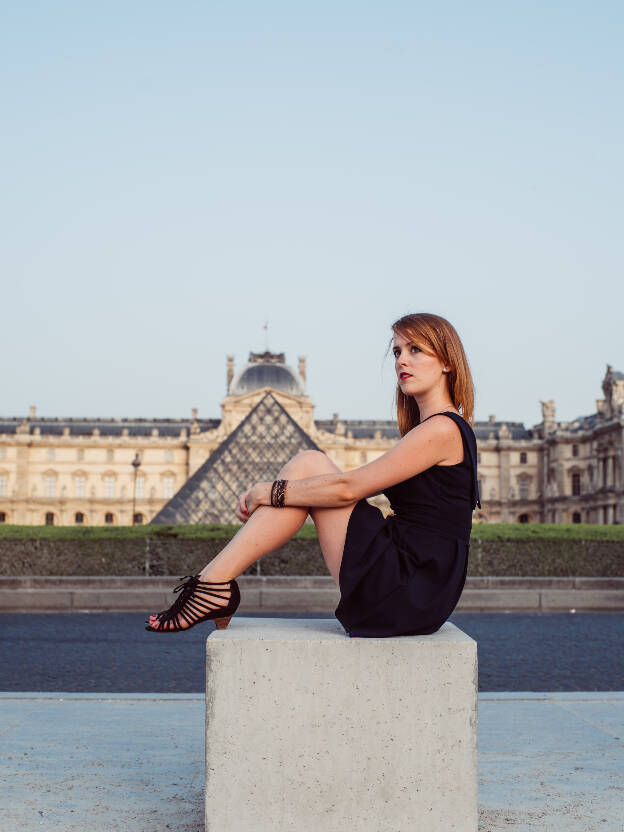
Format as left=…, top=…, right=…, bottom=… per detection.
left=411, top=346, right=420, bottom=353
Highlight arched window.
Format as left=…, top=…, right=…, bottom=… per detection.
left=518, top=513, right=530, bottom=523
left=163, top=475, right=175, bottom=499
left=133, top=512, right=144, bottom=524
left=0, top=512, right=6, bottom=523
left=104, top=512, right=115, bottom=525
left=45, top=512, right=55, bottom=526
left=572, top=473, right=581, bottom=496
left=572, top=512, right=582, bottom=523
left=75, top=512, right=85, bottom=525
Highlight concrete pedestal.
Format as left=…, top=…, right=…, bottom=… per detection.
left=205, top=618, right=478, bottom=832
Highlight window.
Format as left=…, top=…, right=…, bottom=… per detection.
left=0, top=512, right=6, bottom=523
left=0, top=447, right=6, bottom=460
left=519, top=513, right=530, bottom=523
left=572, top=512, right=582, bottom=523
left=47, top=448, right=55, bottom=462
left=135, top=477, right=145, bottom=499
left=133, top=512, right=144, bottom=524
left=77, top=448, right=84, bottom=461
left=520, top=452, right=527, bottom=464
left=45, top=476, right=56, bottom=498
left=45, top=512, right=55, bottom=526
left=106, top=449, right=114, bottom=462
left=75, top=512, right=85, bottom=525
left=165, top=450, right=173, bottom=463
left=572, top=473, right=581, bottom=496
left=163, top=476, right=175, bottom=499
left=518, top=479, right=529, bottom=499
left=572, top=444, right=579, bottom=458
left=0, top=475, right=7, bottom=497
left=105, top=476, right=115, bottom=499
left=75, top=476, right=86, bottom=498
left=104, top=512, right=115, bottom=525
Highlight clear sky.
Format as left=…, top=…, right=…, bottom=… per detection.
left=2, top=1, right=622, bottom=428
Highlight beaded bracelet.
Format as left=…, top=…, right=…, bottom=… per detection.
left=270, top=479, right=288, bottom=507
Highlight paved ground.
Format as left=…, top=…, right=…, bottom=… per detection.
left=1, top=691, right=622, bottom=832
left=1, top=611, right=623, bottom=692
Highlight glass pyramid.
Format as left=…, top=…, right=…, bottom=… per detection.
left=151, top=392, right=323, bottom=524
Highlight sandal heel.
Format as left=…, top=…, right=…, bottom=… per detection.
left=145, top=575, right=241, bottom=633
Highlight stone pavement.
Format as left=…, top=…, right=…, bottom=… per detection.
left=1, top=691, right=622, bottom=831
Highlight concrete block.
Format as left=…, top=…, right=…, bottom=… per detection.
left=205, top=617, right=477, bottom=832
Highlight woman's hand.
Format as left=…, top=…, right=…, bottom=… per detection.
left=235, top=484, right=263, bottom=522
left=235, top=489, right=251, bottom=523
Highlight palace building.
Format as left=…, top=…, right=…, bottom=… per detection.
left=0, top=353, right=622, bottom=526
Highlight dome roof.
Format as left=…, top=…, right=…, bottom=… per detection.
left=230, top=354, right=304, bottom=397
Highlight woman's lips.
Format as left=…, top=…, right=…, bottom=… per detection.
left=400, top=373, right=412, bottom=379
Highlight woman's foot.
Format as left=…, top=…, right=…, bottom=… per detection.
left=146, top=569, right=236, bottom=630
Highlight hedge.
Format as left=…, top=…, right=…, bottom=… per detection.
left=0, top=523, right=622, bottom=577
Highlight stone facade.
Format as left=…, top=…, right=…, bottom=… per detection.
left=0, top=353, right=622, bottom=526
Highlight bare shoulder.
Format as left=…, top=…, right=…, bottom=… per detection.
left=413, top=413, right=463, bottom=464
left=345, top=410, right=463, bottom=499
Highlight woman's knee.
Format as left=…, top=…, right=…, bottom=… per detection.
left=280, top=449, right=337, bottom=477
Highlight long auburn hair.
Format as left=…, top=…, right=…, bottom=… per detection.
left=389, top=313, right=476, bottom=436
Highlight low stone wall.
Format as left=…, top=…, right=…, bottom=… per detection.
left=2, top=575, right=623, bottom=612
left=0, top=536, right=622, bottom=577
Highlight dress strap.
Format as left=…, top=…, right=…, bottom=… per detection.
left=435, top=412, right=482, bottom=510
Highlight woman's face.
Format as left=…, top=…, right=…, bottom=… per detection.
left=392, top=331, right=448, bottom=395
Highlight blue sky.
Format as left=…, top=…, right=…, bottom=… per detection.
left=2, top=1, right=622, bottom=427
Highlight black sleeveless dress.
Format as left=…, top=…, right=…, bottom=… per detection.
left=334, top=411, right=481, bottom=638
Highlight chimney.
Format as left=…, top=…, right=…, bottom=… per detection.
left=29, top=405, right=36, bottom=419
left=227, top=355, right=235, bottom=392
left=298, top=356, right=307, bottom=389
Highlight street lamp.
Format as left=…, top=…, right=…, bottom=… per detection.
left=131, top=452, right=142, bottom=525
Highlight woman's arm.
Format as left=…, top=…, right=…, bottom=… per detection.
left=247, top=415, right=460, bottom=512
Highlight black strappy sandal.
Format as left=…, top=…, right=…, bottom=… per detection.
left=145, top=574, right=241, bottom=633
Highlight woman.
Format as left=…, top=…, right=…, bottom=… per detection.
left=146, top=312, right=481, bottom=637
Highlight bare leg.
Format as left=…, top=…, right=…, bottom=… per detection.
left=200, top=449, right=356, bottom=582
left=147, top=450, right=358, bottom=628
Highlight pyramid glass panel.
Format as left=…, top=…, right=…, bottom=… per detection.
left=151, top=393, right=323, bottom=524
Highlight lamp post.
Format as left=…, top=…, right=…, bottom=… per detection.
left=131, top=452, right=142, bottom=525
